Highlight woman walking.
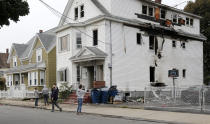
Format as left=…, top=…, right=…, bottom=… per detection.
left=34, top=88, right=39, bottom=107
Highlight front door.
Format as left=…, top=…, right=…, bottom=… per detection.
left=87, top=66, right=94, bottom=89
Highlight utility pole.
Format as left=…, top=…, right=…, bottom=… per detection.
left=109, top=20, right=113, bottom=87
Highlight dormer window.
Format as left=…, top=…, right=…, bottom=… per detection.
left=36, top=48, right=42, bottom=63
left=13, top=57, right=17, bottom=67
left=186, top=17, right=193, bottom=27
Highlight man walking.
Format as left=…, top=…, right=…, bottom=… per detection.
left=76, top=85, right=86, bottom=115
left=51, top=84, right=62, bottom=112
left=34, top=88, right=39, bottom=107
left=42, top=85, right=49, bottom=106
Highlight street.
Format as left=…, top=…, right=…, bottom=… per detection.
left=0, top=105, right=166, bottom=124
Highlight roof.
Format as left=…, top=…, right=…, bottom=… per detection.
left=5, top=62, right=46, bottom=74
left=8, top=27, right=57, bottom=62
left=70, top=47, right=107, bottom=62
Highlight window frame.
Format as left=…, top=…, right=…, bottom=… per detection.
left=183, top=69, right=186, bottom=78
left=142, top=5, right=148, bottom=15
left=74, top=7, right=79, bottom=20
left=137, top=33, right=142, bottom=45
left=59, top=35, right=70, bottom=52
left=160, top=9, right=166, bottom=19
left=80, top=4, right=84, bottom=18
left=172, top=41, right=176, bottom=48
left=76, top=33, right=82, bottom=49
left=36, top=48, right=42, bottom=63
left=93, top=29, right=98, bottom=46
left=149, top=35, right=155, bottom=50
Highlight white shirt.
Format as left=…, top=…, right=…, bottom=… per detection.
left=76, top=89, right=86, bottom=99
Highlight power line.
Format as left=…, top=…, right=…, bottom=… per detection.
left=38, top=0, right=108, bottom=44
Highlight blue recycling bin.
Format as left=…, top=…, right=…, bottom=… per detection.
left=101, top=91, right=109, bottom=104
left=91, top=89, right=101, bottom=104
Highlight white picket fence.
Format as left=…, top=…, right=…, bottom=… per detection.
left=0, top=85, right=35, bottom=99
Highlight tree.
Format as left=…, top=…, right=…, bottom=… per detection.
left=0, top=0, right=29, bottom=27
left=184, top=0, right=210, bottom=84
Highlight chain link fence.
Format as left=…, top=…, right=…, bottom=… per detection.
left=144, top=85, right=210, bottom=113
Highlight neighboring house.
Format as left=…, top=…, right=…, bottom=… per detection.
left=56, top=0, right=206, bottom=93
left=5, top=29, right=56, bottom=95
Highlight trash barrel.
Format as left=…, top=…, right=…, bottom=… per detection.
left=91, top=89, right=101, bottom=104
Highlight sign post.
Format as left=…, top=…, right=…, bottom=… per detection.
left=168, top=69, right=179, bottom=100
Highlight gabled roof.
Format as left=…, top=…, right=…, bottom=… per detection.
left=70, top=47, right=107, bottom=62
left=8, top=27, right=57, bottom=62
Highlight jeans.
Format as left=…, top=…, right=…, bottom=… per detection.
left=77, top=98, right=83, bottom=113
left=35, top=98, right=39, bottom=107
left=52, top=99, right=61, bottom=111
left=43, top=94, right=49, bottom=106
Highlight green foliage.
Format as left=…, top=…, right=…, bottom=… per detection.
left=184, top=0, right=210, bottom=84
left=0, top=0, right=29, bottom=27
left=59, top=83, right=73, bottom=100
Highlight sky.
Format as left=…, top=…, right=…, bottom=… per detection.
left=0, top=0, right=193, bottom=53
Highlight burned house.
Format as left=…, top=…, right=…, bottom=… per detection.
left=56, top=0, right=206, bottom=93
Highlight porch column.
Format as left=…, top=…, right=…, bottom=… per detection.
left=94, top=65, right=97, bottom=81
left=19, top=73, right=22, bottom=85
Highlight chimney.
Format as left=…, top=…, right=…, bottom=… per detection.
left=6, top=49, right=9, bottom=54
left=155, top=0, right=162, bottom=4
left=39, top=30, right=43, bottom=33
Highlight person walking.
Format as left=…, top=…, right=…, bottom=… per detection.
left=51, top=84, right=62, bottom=112
left=34, top=88, right=39, bottom=107
left=76, top=85, right=86, bottom=115
left=42, top=85, right=49, bottom=106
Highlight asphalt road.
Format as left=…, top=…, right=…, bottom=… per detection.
left=0, top=105, right=168, bottom=124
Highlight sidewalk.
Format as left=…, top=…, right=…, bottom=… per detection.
left=0, top=99, right=210, bottom=124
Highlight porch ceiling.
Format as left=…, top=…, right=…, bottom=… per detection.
left=5, top=62, right=46, bottom=74
left=70, top=47, right=107, bottom=63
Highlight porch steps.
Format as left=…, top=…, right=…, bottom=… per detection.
left=63, top=91, right=91, bottom=104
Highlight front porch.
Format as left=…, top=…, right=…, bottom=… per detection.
left=70, top=47, right=107, bottom=90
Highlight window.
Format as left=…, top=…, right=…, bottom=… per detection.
left=40, top=71, right=45, bottom=85
left=149, top=7, right=154, bottom=16
left=172, top=41, right=176, bottom=48
left=34, top=72, right=37, bottom=85
left=93, top=29, right=98, bottom=46
left=13, top=57, right=17, bottom=67
left=137, top=33, right=142, bottom=45
left=190, top=18, right=193, bottom=26
left=186, top=17, right=190, bottom=25
left=150, top=66, right=155, bottom=82
left=77, top=66, right=80, bottom=82
left=76, top=33, right=82, bottom=49
left=149, top=35, right=155, bottom=50
left=183, top=69, right=186, bottom=78
left=74, top=7, right=78, bottom=20
left=172, top=14, right=178, bottom=23
left=142, top=5, right=147, bottom=15
left=59, top=35, right=69, bottom=52
left=160, top=9, right=166, bottom=19
left=36, top=49, right=42, bottom=63
left=181, top=42, right=186, bottom=49
left=29, top=73, right=32, bottom=86
left=58, top=69, right=67, bottom=82
left=80, top=5, right=84, bottom=18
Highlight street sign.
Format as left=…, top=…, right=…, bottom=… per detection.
left=168, top=69, right=179, bottom=77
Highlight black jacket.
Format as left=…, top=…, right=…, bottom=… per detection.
left=51, top=87, right=59, bottom=101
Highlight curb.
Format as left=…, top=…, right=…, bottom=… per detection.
left=0, top=103, right=188, bottom=124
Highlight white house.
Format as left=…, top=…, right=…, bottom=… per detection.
left=56, top=0, right=206, bottom=93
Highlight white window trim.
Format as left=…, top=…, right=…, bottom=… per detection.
left=36, top=48, right=42, bottom=63
left=58, top=35, right=70, bottom=53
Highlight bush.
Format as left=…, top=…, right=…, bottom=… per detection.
left=59, top=83, right=73, bottom=100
